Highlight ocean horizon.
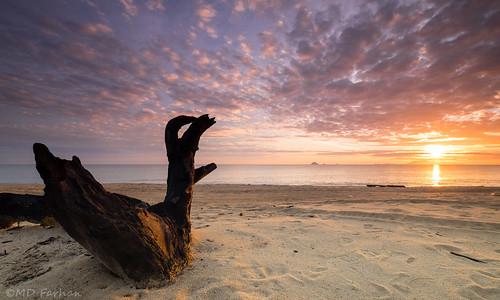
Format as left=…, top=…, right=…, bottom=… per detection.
left=2, top=164, right=499, bottom=187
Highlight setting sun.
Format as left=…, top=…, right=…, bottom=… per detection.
left=425, top=145, right=446, bottom=159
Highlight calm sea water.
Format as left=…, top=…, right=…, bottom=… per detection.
left=0, top=164, right=499, bottom=186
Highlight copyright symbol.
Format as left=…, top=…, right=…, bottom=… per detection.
left=5, top=288, right=15, bottom=297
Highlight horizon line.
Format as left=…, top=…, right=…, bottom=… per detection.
left=1, top=163, right=500, bottom=166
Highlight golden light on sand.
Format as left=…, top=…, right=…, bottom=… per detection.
left=432, top=164, right=441, bottom=186
left=425, top=145, right=446, bottom=159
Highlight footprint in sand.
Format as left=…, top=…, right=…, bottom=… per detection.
left=470, top=272, right=500, bottom=287
left=369, top=282, right=391, bottom=296
left=311, top=266, right=328, bottom=273
left=478, top=270, right=500, bottom=279
left=390, top=273, right=411, bottom=294
left=340, top=236, right=354, bottom=246
left=264, top=263, right=288, bottom=277
left=241, top=261, right=304, bottom=288
left=434, top=244, right=463, bottom=252
left=459, top=284, right=500, bottom=300
left=205, top=285, right=239, bottom=298
left=407, top=277, right=434, bottom=289
left=379, top=250, right=415, bottom=265
left=392, top=283, right=410, bottom=294
left=358, top=249, right=380, bottom=259
left=307, top=266, right=328, bottom=279
left=339, top=253, right=362, bottom=263
left=250, top=264, right=267, bottom=279
left=406, top=257, right=416, bottom=263
left=242, top=261, right=289, bottom=280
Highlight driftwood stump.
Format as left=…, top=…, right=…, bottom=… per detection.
left=0, top=114, right=216, bottom=287
left=0, top=193, right=46, bottom=228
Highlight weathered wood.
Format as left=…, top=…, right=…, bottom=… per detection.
left=366, top=184, right=406, bottom=188
left=155, top=114, right=216, bottom=245
left=0, top=193, right=47, bottom=228
left=0, top=114, right=216, bottom=288
left=194, top=163, right=217, bottom=184
left=0, top=191, right=149, bottom=229
left=450, top=251, right=486, bottom=263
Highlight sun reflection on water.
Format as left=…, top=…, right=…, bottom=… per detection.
left=432, top=164, right=441, bottom=186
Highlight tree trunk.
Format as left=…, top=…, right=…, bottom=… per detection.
left=0, top=193, right=46, bottom=228
left=0, top=114, right=216, bottom=288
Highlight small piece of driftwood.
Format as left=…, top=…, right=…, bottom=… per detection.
left=366, top=184, right=406, bottom=188
left=450, top=251, right=486, bottom=263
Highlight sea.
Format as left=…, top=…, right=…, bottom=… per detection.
left=0, top=164, right=499, bottom=187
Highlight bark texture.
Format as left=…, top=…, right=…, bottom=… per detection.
left=0, top=193, right=46, bottom=228
left=0, top=114, right=216, bottom=287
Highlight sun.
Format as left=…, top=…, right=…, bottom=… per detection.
left=425, top=145, right=446, bottom=159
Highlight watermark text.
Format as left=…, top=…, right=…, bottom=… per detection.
left=5, top=288, right=82, bottom=298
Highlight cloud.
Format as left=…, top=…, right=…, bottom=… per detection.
left=240, top=40, right=252, bottom=54
left=197, top=21, right=218, bottom=38
left=0, top=0, right=499, bottom=163
left=264, top=0, right=500, bottom=148
left=484, top=132, right=500, bottom=136
left=145, top=0, right=165, bottom=11
left=135, top=108, right=157, bottom=122
left=82, top=23, right=113, bottom=34
left=197, top=3, right=216, bottom=23
left=259, top=31, right=279, bottom=58
left=119, top=0, right=138, bottom=18
left=234, top=0, right=245, bottom=13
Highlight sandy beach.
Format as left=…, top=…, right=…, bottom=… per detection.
left=0, top=184, right=499, bottom=299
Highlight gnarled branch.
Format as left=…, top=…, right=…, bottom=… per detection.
left=0, top=115, right=216, bottom=287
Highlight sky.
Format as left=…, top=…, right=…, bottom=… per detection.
left=0, top=0, right=499, bottom=165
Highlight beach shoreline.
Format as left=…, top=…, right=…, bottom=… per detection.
left=1, top=184, right=499, bottom=299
